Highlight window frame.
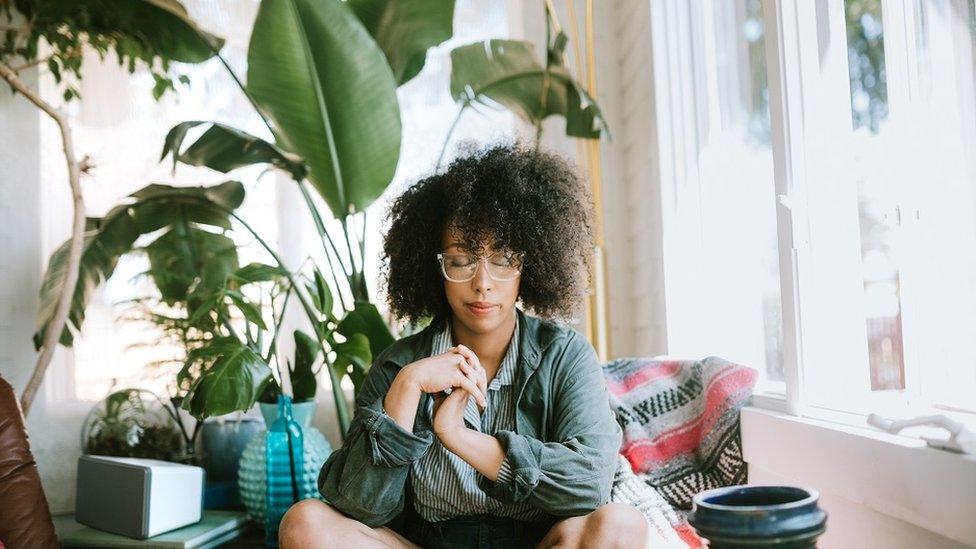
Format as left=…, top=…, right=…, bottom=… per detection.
left=647, top=0, right=976, bottom=428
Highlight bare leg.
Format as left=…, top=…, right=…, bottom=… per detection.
left=536, top=503, right=649, bottom=549
left=279, top=499, right=420, bottom=549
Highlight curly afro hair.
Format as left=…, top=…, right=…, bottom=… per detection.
left=380, top=140, right=595, bottom=324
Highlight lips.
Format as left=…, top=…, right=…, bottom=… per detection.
left=466, top=302, right=498, bottom=316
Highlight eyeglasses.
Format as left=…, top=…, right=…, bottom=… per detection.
left=436, top=252, right=522, bottom=282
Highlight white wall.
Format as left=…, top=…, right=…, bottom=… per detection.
left=595, top=0, right=669, bottom=358
left=743, top=408, right=976, bottom=548
left=517, top=0, right=669, bottom=359
left=0, top=69, right=41, bottom=398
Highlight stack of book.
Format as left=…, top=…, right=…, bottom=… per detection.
left=62, top=510, right=249, bottom=549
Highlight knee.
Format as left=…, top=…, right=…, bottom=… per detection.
left=279, top=499, right=339, bottom=548
left=585, top=503, right=647, bottom=548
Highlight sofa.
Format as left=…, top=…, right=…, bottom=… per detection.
left=0, top=375, right=60, bottom=549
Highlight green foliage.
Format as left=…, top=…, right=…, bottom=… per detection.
left=330, top=332, right=371, bottom=393
left=2, top=0, right=222, bottom=101
left=290, top=329, right=321, bottom=401
left=449, top=38, right=609, bottom=139
left=306, top=266, right=335, bottom=322
left=161, top=121, right=308, bottom=182
left=144, top=224, right=239, bottom=306
left=180, top=336, right=272, bottom=419
left=229, top=262, right=288, bottom=287
left=33, top=181, right=244, bottom=349
left=336, top=301, right=395, bottom=359
left=246, top=0, right=401, bottom=216
left=347, top=0, right=454, bottom=86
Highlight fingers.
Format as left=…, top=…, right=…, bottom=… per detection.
left=452, top=345, right=488, bottom=400
left=453, top=372, right=486, bottom=408
left=450, top=352, right=484, bottom=407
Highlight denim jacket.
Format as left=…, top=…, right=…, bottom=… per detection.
left=316, top=308, right=623, bottom=528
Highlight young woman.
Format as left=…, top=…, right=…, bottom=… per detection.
left=280, top=143, right=647, bottom=548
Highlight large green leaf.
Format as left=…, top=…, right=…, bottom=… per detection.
left=331, top=332, right=371, bottom=393
left=247, top=0, right=401, bottom=216
left=229, top=262, right=287, bottom=287
left=450, top=39, right=610, bottom=139
left=347, top=0, right=455, bottom=86
left=34, top=181, right=245, bottom=349
left=161, top=121, right=307, bottom=181
left=335, top=301, right=395, bottom=359
left=144, top=224, right=239, bottom=305
left=131, top=0, right=224, bottom=62
left=182, top=337, right=272, bottom=419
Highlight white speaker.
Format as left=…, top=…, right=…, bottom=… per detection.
left=75, top=455, right=205, bottom=538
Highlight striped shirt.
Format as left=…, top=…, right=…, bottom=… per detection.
left=408, top=318, right=545, bottom=522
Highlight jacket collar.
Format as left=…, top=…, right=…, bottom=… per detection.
left=390, top=307, right=561, bottom=375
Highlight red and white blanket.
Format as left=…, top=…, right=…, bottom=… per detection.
left=605, top=356, right=758, bottom=547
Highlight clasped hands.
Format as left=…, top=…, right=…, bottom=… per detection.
left=400, top=344, right=488, bottom=445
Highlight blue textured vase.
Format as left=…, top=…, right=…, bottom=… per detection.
left=688, top=485, right=827, bottom=548
left=238, top=399, right=332, bottom=536
left=264, top=395, right=303, bottom=548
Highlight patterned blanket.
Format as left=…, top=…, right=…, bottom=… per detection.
left=605, top=356, right=757, bottom=548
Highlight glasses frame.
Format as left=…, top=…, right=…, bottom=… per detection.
left=436, top=252, right=522, bottom=283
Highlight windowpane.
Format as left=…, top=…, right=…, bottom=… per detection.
left=841, top=0, right=976, bottom=409
left=666, top=0, right=783, bottom=386
left=907, top=0, right=976, bottom=411
left=845, top=0, right=907, bottom=391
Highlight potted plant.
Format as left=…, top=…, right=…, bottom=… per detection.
left=0, top=0, right=222, bottom=416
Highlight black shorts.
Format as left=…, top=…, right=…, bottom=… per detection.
left=390, top=505, right=560, bottom=549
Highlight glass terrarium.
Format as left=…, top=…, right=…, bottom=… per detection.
left=81, top=388, right=185, bottom=461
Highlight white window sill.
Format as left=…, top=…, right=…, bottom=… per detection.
left=740, top=406, right=976, bottom=547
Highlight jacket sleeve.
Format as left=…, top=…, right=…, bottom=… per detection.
left=317, top=351, right=433, bottom=527
left=476, top=331, right=622, bottom=517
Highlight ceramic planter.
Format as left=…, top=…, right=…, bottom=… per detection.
left=688, top=485, right=827, bottom=548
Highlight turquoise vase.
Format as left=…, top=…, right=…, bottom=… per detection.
left=238, top=399, right=332, bottom=535
left=264, top=395, right=303, bottom=548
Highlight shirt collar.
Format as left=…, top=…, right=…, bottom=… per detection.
left=430, top=313, right=520, bottom=391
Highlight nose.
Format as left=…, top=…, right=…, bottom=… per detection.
left=470, top=257, right=493, bottom=293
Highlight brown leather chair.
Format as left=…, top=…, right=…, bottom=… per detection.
left=0, top=375, right=59, bottom=548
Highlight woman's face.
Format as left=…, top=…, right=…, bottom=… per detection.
left=440, top=224, right=521, bottom=335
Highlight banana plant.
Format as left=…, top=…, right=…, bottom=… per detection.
left=159, top=0, right=454, bottom=436
left=3, top=0, right=223, bottom=416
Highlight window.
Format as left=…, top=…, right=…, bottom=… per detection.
left=650, top=0, right=976, bottom=424
left=650, top=0, right=784, bottom=392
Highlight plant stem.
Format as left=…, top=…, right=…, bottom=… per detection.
left=298, top=182, right=352, bottom=310
left=227, top=211, right=351, bottom=437
left=1, top=62, right=86, bottom=417
left=264, top=284, right=292, bottom=365
left=340, top=215, right=365, bottom=302
left=358, top=211, right=367, bottom=285
left=161, top=396, right=191, bottom=448
left=437, top=106, right=466, bottom=170
left=215, top=52, right=276, bottom=139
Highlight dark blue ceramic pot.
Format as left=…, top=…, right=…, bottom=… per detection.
left=688, top=485, right=827, bottom=548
